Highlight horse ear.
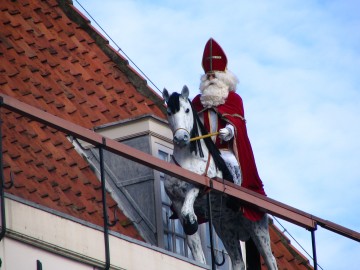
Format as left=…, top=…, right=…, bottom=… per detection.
left=181, top=85, right=189, bottom=100
left=162, top=88, right=170, bottom=103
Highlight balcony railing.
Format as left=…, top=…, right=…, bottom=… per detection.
left=1, top=93, right=359, bottom=270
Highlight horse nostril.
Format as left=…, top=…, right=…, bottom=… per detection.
left=184, top=134, right=189, bottom=140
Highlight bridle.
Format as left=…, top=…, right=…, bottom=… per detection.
left=173, top=127, right=190, bottom=138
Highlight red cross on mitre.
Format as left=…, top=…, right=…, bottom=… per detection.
left=202, top=38, right=228, bottom=74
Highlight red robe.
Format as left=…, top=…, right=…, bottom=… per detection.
left=192, top=91, right=266, bottom=221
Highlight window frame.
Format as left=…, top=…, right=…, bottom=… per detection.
left=156, top=147, right=189, bottom=257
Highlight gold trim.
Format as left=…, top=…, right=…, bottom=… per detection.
left=222, top=113, right=246, bottom=122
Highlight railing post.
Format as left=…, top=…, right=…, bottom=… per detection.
left=207, top=190, right=216, bottom=270
left=207, top=179, right=225, bottom=269
left=0, top=101, right=6, bottom=241
left=99, top=139, right=111, bottom=270
left=36, top=260, right=43, bottom=270
left=310, top=225, right=318, bottom=270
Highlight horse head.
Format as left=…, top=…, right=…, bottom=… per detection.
left=163, top=86, right=194, bottom=148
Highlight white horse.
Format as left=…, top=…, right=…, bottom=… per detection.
left=162, top=86, right=278, bottom=270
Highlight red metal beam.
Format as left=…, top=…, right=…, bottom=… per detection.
left=1, top=93, right=359, bottom=241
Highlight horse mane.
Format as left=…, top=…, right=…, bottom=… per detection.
left=189, top=101, right=204, bottom=158
left=166, top=92, right=180, bottom=114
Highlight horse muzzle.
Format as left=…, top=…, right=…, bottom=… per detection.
left=173, top=134, right=190, bottom=147
left=173, top=128, right=190, bottom=147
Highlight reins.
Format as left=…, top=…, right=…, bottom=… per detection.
left=189, top=131, right=219, bottom=142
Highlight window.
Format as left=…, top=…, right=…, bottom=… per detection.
left=158, top=150, right=190, bottom=258
left=204, top=225, right=231, bottom=270
left=156, top=146, right=232, bottom=269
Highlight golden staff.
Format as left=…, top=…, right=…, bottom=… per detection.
left=189, top=132, right=219, bottom=142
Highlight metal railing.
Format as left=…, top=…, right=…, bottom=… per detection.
left=1, top=93, right=359, bottom=269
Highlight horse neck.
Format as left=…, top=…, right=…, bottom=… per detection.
left=172, top=132, right=219, bottom=178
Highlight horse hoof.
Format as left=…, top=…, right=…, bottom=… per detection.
left=183, top=214, right=198, bottom=235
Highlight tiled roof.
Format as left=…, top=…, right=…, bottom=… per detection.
left=0, top=0, right=167, bottom=240
left=0, top=0, right=313, bottom=269
left=263, top=219, right=313, bottom=269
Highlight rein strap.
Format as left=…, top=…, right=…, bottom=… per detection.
left=190, top=132, right=219, bottom=142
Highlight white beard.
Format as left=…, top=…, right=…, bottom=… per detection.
left=199, top=76, right=229, bottom=108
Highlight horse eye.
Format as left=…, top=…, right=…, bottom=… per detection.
left=185, top=108, right=190, bottom=113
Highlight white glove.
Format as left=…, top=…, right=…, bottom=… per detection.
left=218, top=125, right=234, bottom=141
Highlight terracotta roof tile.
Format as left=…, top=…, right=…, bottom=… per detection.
left=260, top=220, right=313, bottom=269
left=1, top=108, right=141, bottom=240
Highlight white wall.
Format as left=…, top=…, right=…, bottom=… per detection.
left=0, top=198, right=207, bottom=270
left=1, top=238, right=93, bottom=270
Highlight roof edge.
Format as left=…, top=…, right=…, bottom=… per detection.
left=269, top=219, right=314, bottom=270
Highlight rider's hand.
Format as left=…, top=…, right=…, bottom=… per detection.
left=219, top=125, right=234, bottom=141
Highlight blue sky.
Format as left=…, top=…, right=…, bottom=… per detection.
left=74, top=1, right=360, bottom=269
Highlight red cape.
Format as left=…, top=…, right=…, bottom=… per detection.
left=192, top=91, right=266, bottom=221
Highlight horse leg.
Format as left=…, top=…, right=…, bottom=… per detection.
left=181, top=187, right=200, bottom=235
left=186, top=233, right=207, bottom=263
left=172, top=201, right=206, bottom=264
left=249, top=215, right=278, bottom=270
left=213, top=220, right=246, bottom=270
left=245, top=238, right=261, bottom=270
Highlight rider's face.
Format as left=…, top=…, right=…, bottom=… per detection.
left=206, top=73, right=216, bottom=80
